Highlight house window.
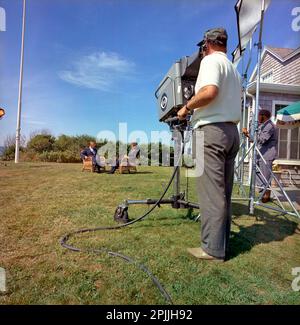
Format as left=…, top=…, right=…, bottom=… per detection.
left=261, top=71, right=273, bottom=83
left=274, top=103, right=300, bottom=160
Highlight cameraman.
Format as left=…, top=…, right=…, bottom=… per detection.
left=178, top=28, right=242, bottom=262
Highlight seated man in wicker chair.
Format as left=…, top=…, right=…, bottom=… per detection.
left=109, top=142, right=140, bottom=174
left=80, top=141, right=102, bottom=173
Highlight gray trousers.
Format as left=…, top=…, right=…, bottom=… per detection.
left=256, top=159, right=273, bottom=191
left=196, top=123, right=240, bottom=259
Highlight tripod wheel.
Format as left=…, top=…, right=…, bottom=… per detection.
left=114, top=206, right=130, bottom=224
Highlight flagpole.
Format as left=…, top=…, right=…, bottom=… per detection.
left=15, top=0, right=26, bottom=163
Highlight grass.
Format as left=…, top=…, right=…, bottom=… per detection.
left=0, top=161, right=300, bottom=305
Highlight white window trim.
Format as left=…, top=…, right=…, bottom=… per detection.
left=260, top=70, right=274, bottom=83
left=271, top=100, right=293, bottom=123
left=272, top=100, right=296, bottom=160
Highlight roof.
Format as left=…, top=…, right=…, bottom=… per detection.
left=266, top=47, right=296, bottom=60
left=249, top=45, right=300, bottom=83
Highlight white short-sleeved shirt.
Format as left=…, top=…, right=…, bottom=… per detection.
left=191, top=51, right=242, bottom=129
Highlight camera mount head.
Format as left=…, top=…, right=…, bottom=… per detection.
left=155, top=49, right=202, bottom=123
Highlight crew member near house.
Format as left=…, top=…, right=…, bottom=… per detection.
left=178, top=28, right=242, bottom=262
left=243, top=109, right=278, bottom=203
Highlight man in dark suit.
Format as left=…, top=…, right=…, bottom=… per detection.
left=80, top=141, right=101, bottom=173
left=243, top=109, right=278, bottom=203
left=256, top=110, right=278, bottom=202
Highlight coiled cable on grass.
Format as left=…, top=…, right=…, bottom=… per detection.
left=60, top=165, right=180, bottom=305
left=60, top=122, right=192, bottom=304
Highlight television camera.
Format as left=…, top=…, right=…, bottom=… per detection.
left=155, top=49, right=202, bottom=124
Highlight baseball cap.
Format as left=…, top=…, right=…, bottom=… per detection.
left=197, top=28, right=228, bottom=47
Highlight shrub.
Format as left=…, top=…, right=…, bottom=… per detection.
left=27, top=134, right=55, bottom=153
left=2, top=145, right=16, bottom=161
left=20, top=150, right=38, bottom=162
left=37, top=151, right=82, bottom=163
left=54, top=135, right=76, bottom=152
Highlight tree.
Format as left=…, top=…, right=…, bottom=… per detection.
left=27, top=134, right=55, bottom=153
left=2, top=134, right=26, bottom=160
left=74, top=135, right=96, bottom=150
left=54, top=134, right=75, bottom=152
left=4, top=134, right=26, bottom=148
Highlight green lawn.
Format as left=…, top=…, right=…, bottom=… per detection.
left=1, top=162, right=300, bottom=305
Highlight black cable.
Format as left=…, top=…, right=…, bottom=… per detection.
left=60, top=165, right=180, bottom=304
left=60, top=120, right=191, bottom=305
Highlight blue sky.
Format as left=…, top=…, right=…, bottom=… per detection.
left=0, top=0, right=299, bottom=146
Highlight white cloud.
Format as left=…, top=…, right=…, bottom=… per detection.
left=23, top=114, right=47, bottom=126
left=58, top=51, right=135, bottom=91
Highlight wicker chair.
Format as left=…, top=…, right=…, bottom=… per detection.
left=118, top=157, right=138, bottom=174
left=82, top=156, right=107, bottom=173
left=82, top=157, right=94, bottom=172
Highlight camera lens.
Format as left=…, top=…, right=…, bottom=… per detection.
left=183, top=85, right=194, bottom=100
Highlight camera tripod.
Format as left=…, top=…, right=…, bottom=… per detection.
left=232, top=5, right=300, bottom=220
left=233, top=139, right=300, bottom=219
left=113, top=117, right=200, bottom=223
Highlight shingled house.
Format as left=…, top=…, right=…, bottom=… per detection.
left=246, top=46, right=300, bottom=186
